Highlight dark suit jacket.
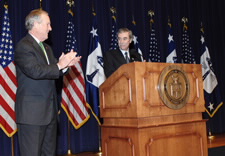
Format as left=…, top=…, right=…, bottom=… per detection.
left=103, top=48, right=142, bottom=78
left=15, top=34, right=63, bottom=125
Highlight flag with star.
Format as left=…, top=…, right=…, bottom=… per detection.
left=200, top=26, right=223, bottom=117
left=109, top=7, right=118, bottom=50
left=86, top=11, right=105, bottom=124
left=131, top=19, right=143, bottom=61
left=181, top=18, right=196, bottom=63
left=0, top=5, right=17, bottom=137
left=148, top=16, right=160, bottom=62
left=61, top=11, right=89, bottom=129
left=166, top=20, right=177, bottom=63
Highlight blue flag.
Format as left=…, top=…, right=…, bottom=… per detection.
left=181, top=20, right=196, bottom=64
left=166, top=21, right=177, bottom=63
left=86, top=12, right=106, bottom=124
left=131, top=20, right=143, bottom=61
left=200, top=27, right=223, bottom=117
left=148, top=18, right=160, bottom=62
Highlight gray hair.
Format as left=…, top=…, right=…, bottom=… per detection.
left=25, top=9, right=48, bottom=30
left=117, top=28, right=133, bottom=40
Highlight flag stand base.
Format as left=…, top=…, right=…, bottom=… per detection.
left=208, top=131, right=215, bottom=140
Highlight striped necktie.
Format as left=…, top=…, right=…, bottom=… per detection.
left=124, top=52, right=129, bottom=63
left=39, top=42, right=49, bottom=64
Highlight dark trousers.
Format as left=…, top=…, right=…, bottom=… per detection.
left=17, top=117, right=57, bottom=156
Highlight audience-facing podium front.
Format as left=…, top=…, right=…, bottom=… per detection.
left=100, top=62, right=208, bottom=156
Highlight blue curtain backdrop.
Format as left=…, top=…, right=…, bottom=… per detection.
left=1, top=0, right=225, bottom=155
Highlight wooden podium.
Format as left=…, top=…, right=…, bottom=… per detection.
left=100, top=62, right=208, bottom=156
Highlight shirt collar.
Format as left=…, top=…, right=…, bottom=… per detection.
left=120, top=49, right=130, bottom=58
left=29, top=33, right=41, bottom=44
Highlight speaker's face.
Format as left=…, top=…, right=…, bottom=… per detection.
left=117, top=32, right=132, bottom=51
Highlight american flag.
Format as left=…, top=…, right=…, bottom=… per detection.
left=86, top=12, right=105, bottom=124
left=200, top=26, right=223, bottom=117
left=131, top=19, right=143, bottom=61
left=61, top=12, right=89, bottom=129
left=0, top=5, right=17, bottom=137
left=166, top=21, right=177, bottom=63
left=181, top=20, right=196, bottom=63
left=109, top=7, right=118, bottom=50
left=148, top=18, right=160, bottom=62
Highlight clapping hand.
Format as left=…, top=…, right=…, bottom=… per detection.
left=57, top=49, right=82, bottom=70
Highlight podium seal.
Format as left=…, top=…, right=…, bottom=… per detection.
left=158, top=65, right=190, bottom=109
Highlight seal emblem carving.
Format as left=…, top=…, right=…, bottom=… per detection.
left=158, top=65, right=190, bottom=109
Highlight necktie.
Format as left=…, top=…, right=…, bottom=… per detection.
left=39, top=42, right=49, bottom=64
left=124, top=52, right=129, bottom=63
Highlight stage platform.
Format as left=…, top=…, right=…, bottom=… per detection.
left=208, top=133, right=225, bottom=148
left=208, top=133, right=225, bottom=156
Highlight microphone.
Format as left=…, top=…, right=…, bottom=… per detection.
left=130, top=53, right=140, bottom=62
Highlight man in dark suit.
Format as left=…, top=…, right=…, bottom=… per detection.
left=103, top=28, right=142, bottom=78
left=14, top=9, right=81, bottom=156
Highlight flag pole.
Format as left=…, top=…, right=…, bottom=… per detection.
left=65, top=2, right=77, bottom=155
left=67, top=119, right=72, bottom=155
left=67, top=122, right=78, bottom=156
left=98, top=126, right=102, bottom=155
left=11, top=136, right=15, bottom=156
left=39, top=0, right=43, bottom=9
left=207, top=119, right=215, bottom=140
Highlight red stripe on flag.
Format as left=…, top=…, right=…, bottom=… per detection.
left=62, top=79, right=87, bottom=120
left=4, top=63, right=17, bottom=86
left=73, top=63, right=85, bottom=85
left=70, top=64, right=85, bottom=86
left=0, top=75, right=16, bottom=102
left=65, top=70, right=86, bottom=105
left=0, top=115, right=14, bottom=135
left=0, top=96, right=16, bottom=121
left=61, top=98, right=79, bottom=126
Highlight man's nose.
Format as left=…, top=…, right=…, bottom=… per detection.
left=49, top=26, right=52, bottom=31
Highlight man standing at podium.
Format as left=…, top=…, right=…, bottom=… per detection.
left=103, top=28, right=142, bottom=78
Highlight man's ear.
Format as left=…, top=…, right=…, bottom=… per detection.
left=33, top=21, right=40, bottom=29
left=32, top=22, right=37, bottom=30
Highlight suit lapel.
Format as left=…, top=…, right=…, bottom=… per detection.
left=26, top=34, right=49, bottom=64
left=115, top=49, right=126, bottom=64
